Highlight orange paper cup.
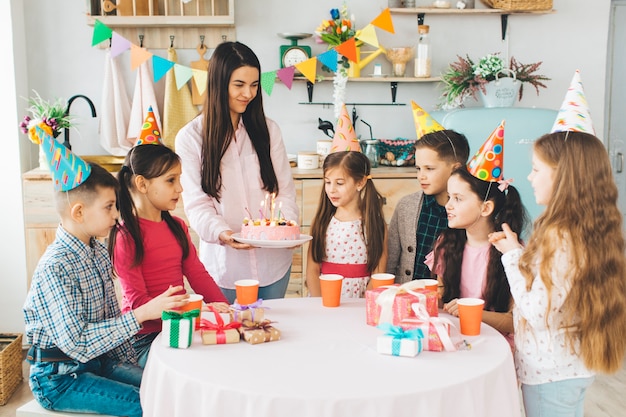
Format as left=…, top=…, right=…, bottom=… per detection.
left=319, top=274, right=344, bottom=307
left=179, top=293, right=204, bottom=330
left=457, top=298, right=485, bottom=336
left=235, top=279, right=259, bottom=305
left=370, top=273, right=395, bottom=288
left=421, top=279, right=439, bottom=292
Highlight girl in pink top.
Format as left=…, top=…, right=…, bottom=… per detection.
left=109, top=144, right=228, bottom=367
left=307, top=151, right=387, bottom=298
left=426, top=167, right=529, bottom=343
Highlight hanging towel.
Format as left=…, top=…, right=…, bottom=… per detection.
left=128, top=59, right=162, bottom=144
left=99, top=49, right=133, bottom=156
left=163, top=47, right=198, bottom=149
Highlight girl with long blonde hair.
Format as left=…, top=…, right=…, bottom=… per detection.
left=491, top=131, right=626, bottom=417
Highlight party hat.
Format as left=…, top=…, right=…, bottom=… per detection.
left=135, top=106, right=163, bottom=146
left=551, top=70, right=595, bottom=134
left=411, top=101, right=444, bottom=139
left=35, top=125, right=91, bottom=191
left=331, top=103, right=361, bottom=152
left=467, top=120, right=505, bottom=182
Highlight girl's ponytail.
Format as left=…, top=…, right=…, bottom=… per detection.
left=495, top=184, right=530, bottom=237
left=361, top=178, right=386, bottom=272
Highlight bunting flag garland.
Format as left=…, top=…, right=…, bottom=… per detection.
left=153, top=55, right=175, bottom=83
left=318, top=50, right=339, bottom=72
left=277, top=67, right=296, bottom=90
left=261, top=71, right=278, bottom=96
left=90, top=7, right=396, bottom=96
left=111, top=32, right=131, bottom=58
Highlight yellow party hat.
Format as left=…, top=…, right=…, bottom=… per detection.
left=411, top=101, right=444, bottom=139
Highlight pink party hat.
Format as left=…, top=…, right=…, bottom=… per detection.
left=135, top=106, right=163, bottom=146
left=551, top=70, right=595, bottom=134
left=331, top=103, right=361, bottom=152
left=35, top=125, right=91, bottom=191
left=411, top=101, right=444, bottom=139
left=467, top=120, right=505, bottom=182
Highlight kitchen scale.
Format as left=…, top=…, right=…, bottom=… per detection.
left=278, top=33, right=312, bottom=69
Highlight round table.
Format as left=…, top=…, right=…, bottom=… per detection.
left=140, top=298, right=521, bottom=417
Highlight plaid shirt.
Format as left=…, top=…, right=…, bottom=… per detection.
left=23, top=226, right=140, bottom=364
left=413, top=194, right=448, bottom=279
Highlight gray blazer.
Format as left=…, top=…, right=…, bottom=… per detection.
left=386, top=191, right=424, bottom=284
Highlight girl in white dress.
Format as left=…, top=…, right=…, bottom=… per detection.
left=307, top=151, right=387, bottom=298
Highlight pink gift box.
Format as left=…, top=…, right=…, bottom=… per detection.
left=399, top=319, right=450, bottom=352
left=365, top=285, right=438, bottom=327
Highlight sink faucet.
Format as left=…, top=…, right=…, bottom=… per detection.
left=63, top=94, right=97, bottom=150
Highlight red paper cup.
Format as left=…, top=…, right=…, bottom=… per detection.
left=421, top=279, right=439, bottom=292
left=319, top=274, right=343, bottom=307
left=179, top=293, right=204, bottom=330
left=235, top=279, right=259, bottom=305
left=370, top=273, right=395, bottom=288
left=457, top=298, right=485, bottom=336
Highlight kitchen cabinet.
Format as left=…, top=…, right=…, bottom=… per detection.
left=23, top=167, right=419, bottom=297
left=290, top=167, right=420, bottom=297
left=86, top=0, right=236, bottom=49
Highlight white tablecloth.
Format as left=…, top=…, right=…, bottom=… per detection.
left=140, top=298, right=520, bottom=417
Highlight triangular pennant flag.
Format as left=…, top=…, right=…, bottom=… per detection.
left=294, top=57, right=318, bottom=84
left=35, top=126, right=92, bottom=191
left=173, top=64, right=193, bottom=90
left=191, top=68, right=208, bottom=96
left=335, top=38, right=358, bottom=63
left=277, top=67, right=296, bottom=90
left=261, top=71, right=277, bottom=96
left=92, top=20, right=113, bottom=46
left=130, top=44, right=152, bottom=71
left=551, top=70, right=595, bottom=134
left=152, top=55, right=175, bottom=83
left=371, top=8, right=395, bottom=34
left=318, top=50, right=339, bottom=73
left=331, top=104, right=361, bottom=152
left=136, top=106, right=163, bottom=146
left=110, top=32, right=131, bottom=59
left=467, top=120, right=505, bottom=182
left=356, top=24, right=379, bottom=48
left=411, top=101, right=444, bottom=139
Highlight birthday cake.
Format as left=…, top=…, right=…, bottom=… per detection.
left=241, top=218, right=300, bottom=241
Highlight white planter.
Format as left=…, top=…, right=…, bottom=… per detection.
left=478, top=69, right=521, bottom=108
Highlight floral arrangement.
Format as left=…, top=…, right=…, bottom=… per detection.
left=19, top=90, right=72, bottom=144
left=315, top=3, right=358, bottom=119
left=439, top=53, right=550, bottom=109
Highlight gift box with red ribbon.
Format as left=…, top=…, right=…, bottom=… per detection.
left=200, top=307, right=241, bottom=345
left=365, top=281, right=438, bottom=327
left=161, top=309, right=200, bottom=349
left=230, top=299, right=268, bottom=323
left=399, top=303, right=456, bottom=352
left=239, top=319, right=281, bottom=345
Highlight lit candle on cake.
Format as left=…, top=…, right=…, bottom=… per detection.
left=270, top=192, right=276, bottom=221
left=277, top=201, right=283, bottom=221
left=259, top=201, right=265, bottom=219
left=264, top=193, right=269, bottom=219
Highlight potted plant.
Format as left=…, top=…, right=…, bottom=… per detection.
left=439, top=53, right=550, bottom=109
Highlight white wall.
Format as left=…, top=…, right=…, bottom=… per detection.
left=5, top=0, right=610, bottom=331
left=3, top=0, right=29, bottom=333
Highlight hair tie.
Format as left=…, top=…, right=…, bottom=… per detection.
left=366, top=174, right=372, bottom=180
left=497, top=178, right=513, bottom=192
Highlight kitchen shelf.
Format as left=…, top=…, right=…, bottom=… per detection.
left=86, top=0, right=236, bottom=49
left=390, top=7, right=556, bottom=40
left=285, top=76, right=441, bottom=104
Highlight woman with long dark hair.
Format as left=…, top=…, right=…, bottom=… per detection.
left=175, top=41, right=298, bottom=303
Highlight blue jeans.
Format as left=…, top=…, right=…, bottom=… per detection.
left=220, top=266, right=292, bottom=304
left=133, top=332, right=159, bottom=368
left=521, top=377, right=594, bottom=417
left=29, top=355, right=143, bottom=417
